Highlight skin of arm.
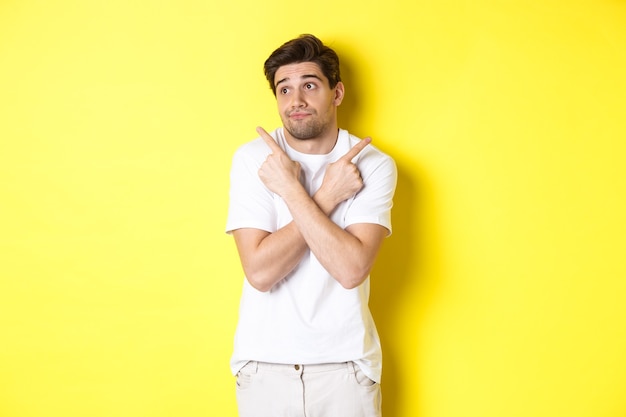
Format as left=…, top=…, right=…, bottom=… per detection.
left=275, top=184, right=388, bottom=290
left=231, top=192, right=337, bottom=293
left=235, top=127, right=387, bottom=291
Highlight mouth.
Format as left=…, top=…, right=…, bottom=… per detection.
left=288, top=111, right=313, bottom=120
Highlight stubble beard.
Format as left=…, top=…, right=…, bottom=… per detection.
left=283, top=111, right=332, bottom=141
left=285, top=120, right=325, bottom=140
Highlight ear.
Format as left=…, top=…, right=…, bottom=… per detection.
left=333, top=82, right=345, bottom=106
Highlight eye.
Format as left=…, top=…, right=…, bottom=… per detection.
left=280, top=87, right=290, bottom=95
left=304, top=83, right=316, bottom=90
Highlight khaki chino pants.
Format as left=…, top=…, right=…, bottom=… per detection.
left=235, top=361, right=382, bottom=417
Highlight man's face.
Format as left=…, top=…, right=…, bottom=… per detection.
left=274, top=62, right=344, bottom=141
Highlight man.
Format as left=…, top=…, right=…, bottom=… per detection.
left=226, top=34, right=397, bottom=417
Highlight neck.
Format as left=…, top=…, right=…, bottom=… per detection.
left=284, top=126, right=340, bottom=155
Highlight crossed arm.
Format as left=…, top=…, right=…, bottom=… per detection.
left=232, top=127, right=388, bottom=292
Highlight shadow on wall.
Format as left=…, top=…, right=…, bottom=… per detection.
left=372, top=163, right=418, bottom=417
left=336, top=48, right=426, bottom=417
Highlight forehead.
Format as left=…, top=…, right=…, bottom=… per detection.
left=274, top=62, right=328, bottom=85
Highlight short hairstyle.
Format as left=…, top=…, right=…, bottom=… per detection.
left=263, top=34, right=341, bottom=96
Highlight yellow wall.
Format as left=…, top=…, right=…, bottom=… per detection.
left=1, top=1, right=625, bottom=416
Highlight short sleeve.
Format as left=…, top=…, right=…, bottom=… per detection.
left=344, top=150, right=397, bottom=235
left=225, top=143, right=276, bottom=234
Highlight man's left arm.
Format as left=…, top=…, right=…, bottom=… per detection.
left=282, top=171, right=391, bottom=290
left=286, top=187, right=389, bottom=289
left=257, top=127, right=395, bottom=289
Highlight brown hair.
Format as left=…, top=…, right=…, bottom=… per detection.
left=263, top=34, right=341, bottom=96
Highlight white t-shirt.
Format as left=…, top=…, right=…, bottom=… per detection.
left=226, top=128, right=397, bottom=383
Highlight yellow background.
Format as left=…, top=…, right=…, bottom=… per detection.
left=1, top=1, right=625, bottom=416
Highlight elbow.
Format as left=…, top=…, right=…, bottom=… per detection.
left=243, top=268, right=277, bottom=293
left=339, top=280, right=361, bottom=290
left=245, top=274, right=273, bottom=292
left=248, top=281, right=273, bottom=293
left=336, top=266, right=371, bottom=290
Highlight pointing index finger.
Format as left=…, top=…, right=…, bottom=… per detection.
left=256, top=126, right=283, bottom=154
left=340, top=137, right=372, bottom=162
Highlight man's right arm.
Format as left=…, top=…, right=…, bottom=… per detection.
left=232, top=185, right=348, bottom=292
left=231, top=225, right=304, bottom=292
left=229, top=130, right=367, bottom=292
left=231, top=192, right=343, bottom=292
left=232, top=137, right=368, bottom=292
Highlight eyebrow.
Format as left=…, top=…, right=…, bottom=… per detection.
left=275, top=74, right=324, bottom=89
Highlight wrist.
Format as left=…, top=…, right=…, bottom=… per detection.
left=313, top=191, right=337, bottom=215
left=281, top=181, right=308, bottom=203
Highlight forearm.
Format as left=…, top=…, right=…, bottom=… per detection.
left=284, top=187, right=378, bottom=289
left=234, top=193, right=339, bottom=292
left=234, top=222, right=306, bottom=291
left=251, top=128, right=379, bottom=289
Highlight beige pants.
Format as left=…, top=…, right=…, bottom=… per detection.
left=235, top=361, right=382, bottom=417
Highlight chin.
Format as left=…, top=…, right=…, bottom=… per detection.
left=286, top=124, right=325, bottom=141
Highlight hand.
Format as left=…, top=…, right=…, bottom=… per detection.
left=315, top=137, right=372, bottom=210
left=256, top=126, right=303, bottom=197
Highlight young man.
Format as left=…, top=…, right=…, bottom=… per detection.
left=226, top=34, right=397, bottom=417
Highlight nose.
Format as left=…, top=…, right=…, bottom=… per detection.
left=291, top=89, right=306, bottom=108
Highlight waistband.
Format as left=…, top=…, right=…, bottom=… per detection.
left=241, top=361, right=357, bottom=375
